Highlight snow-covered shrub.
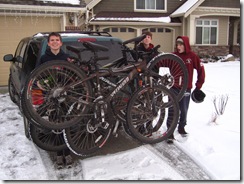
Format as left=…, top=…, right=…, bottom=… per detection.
left=210, top=94, right=229, bottom=124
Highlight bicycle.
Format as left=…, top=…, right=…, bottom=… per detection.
left=21, top=34, right=187, bottom=155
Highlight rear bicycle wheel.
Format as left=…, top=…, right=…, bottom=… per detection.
left=147, top=53, right=188, bottom=101
left=29, top=123, right=67, bottom=152
left=21, top=60, right=93, bottom=130
left=126, top=85, right=179, bottom=144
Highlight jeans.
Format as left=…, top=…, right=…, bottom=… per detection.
left=167, top=88, right=191, bottom=129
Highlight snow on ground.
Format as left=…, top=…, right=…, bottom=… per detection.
left=0, top=60, right=241, bottom=181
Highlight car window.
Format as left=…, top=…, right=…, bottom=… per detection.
left=62, top=40, right=123, bottom=67
left=23, top=42, right=41, bottom=74
left=14, top=40, right=28, bottom=68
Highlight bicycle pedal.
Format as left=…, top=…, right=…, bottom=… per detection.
left=56, top=164, right=64, bottom=170
left=66, top=164, right=73, bottom=169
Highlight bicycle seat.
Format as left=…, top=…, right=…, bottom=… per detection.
left=66, top=45, right=85, bottom=54
left=83, top=41, right=109, bottom=52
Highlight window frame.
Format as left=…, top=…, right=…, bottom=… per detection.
left=134, top=0, right=167, bottom=13
left=195, top=19, right=219, bottom=45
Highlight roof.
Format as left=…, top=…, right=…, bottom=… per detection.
left=170, top=0, right=205, bottom=18
left=91, top=12, right=172, bottom=23
left=0, top=0, right=86, bottom=7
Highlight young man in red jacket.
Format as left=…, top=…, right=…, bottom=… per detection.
left=167, top=36, right=205, bottom=143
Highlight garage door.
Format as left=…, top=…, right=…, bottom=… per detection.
left=143, top=28, right=174, bottom=53
left=103, top=27, right=173, bottom=53
left=102, top=27, right=137, bottom=48
left=0, top=16, right=61, bottom=86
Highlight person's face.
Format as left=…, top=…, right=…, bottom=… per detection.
left=48, top=35, right=63, bottom=51
left=176, top=43, right=185, bottom=53
left=143, top=35, right=152, bottom=45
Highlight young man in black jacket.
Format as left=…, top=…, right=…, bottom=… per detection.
left=36, top=32, right=73, bottom=169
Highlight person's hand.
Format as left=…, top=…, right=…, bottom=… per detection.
left=67, top=57, right=74, bottom=63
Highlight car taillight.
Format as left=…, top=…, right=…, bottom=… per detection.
left=31, top=89, right=44, bottom=105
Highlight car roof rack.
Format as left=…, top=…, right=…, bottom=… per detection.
left=33, top=31, right=112, bottom=37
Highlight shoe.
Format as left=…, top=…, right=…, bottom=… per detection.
left=178, top=127, right=188, bottom=135
left=65, top=155, right=73, bottom=168
left=167, top=134, right=174, bottom=144
left=56, top=155, right=64, bottom=169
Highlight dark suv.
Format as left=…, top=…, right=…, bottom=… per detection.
left=3, top=31, right=124, bottom=149
left=3, top=31, right=123, bottom=106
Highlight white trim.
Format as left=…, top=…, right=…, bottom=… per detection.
left=89, top=21, right=181, bottom=27
left=0, top=12, right=63, bottom=17
left=0, top=4, right=86, bottom=13
left=86, top=0, right=102, bottom=10
left=134, top=0, right=167, bottom=12
left=171, top=0, right=205, bottom=18
left=196, top=7, right=240, bottom=17
left=90, top=16, right=171, bottom=23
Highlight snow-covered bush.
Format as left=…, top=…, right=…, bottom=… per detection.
left=210, top=94, right=229, bottom=124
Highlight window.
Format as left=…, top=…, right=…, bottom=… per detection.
left=14, top=40, right=28, bottom=68
left=135, top=0, right=166, bottom=11
left=158, top=28, right=164, bottom=32
left=111, top=28, right=118, bottom=32
left=150, top=28, right=156, bottom=32
left=196, top=19, right=218, bottom=45
left=120, top=28, right=127, bottom=32
left=103, top=28, right=110, bottom=32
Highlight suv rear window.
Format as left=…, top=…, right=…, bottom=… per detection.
left=61, top=41, right=123, bottom=67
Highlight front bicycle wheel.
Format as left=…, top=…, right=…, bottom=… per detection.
left=126, top=85, right=179, bottom=144
left=21, top=60, right=93, bottom=130
left=64, top=109, right=112, bottom=156
left=147, top=53, right=188, bottom=101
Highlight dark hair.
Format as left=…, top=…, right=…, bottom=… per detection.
left=48, top=32, right=62, bottom=42
left=142, top=31, right=152, bottom=38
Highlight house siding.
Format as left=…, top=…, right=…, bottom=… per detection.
left=94, top=0, right=134, bottom=13
left=93, top=0, right=187, bottom=14
left=200, top=0, right=240, bottom=8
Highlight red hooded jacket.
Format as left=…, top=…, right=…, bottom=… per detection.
left=174, top=36, right=205, bottom=90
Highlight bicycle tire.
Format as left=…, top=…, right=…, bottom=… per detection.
left=29, top=123, right=67, bottom=152
left=64, top=109, right=112, bottom=156
left=21, top=90, right=43, bottom=128
left=21, top=60, right=93, bottom=130
left=147, top=53, right=188, bottom=101
left=126, top=85, right=179, bottom=144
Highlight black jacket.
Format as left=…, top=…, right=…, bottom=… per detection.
left=36, top=48, right=69, bottom=67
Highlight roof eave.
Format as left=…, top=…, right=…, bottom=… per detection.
left=89, top=20, right=181, bottom=26
left=0, top=3, right=86, bottom=13
left=170, top=0, right=205, bottom=18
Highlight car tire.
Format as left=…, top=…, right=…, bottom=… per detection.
left=23, top=115, right=31, bottom=140
left=8, top=76, right=17, bottom=104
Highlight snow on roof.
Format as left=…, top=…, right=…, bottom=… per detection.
left=91, top=16, right=171, bottom=23
left=171, top=0, right=205, bottom=18
left=36, top=0, right=80, bottom=5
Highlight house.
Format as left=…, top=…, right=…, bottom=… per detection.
left=0, top=0, right=240, bottom=86
left=0, top=0, right=86, bottom=86
left=87, top=0, right=240, bottom=57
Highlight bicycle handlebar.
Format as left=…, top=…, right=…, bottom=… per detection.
left=123, top=34, right=146, bottom=45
